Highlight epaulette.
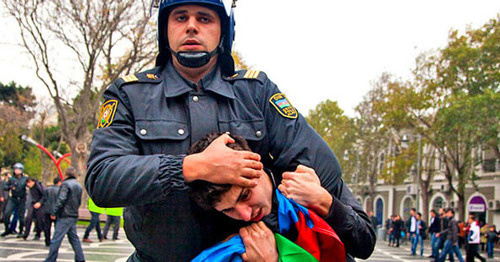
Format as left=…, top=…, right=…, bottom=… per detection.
left=114, top=70, right=162, bottom=88
left=224, top=69, right=267, bottom=84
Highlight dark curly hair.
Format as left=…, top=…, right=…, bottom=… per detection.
left=188, top=132, right=252, bottom=210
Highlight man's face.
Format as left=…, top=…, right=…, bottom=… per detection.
left=14, top=168, right=22, bottom=176
left=430, top=212, right=435, bottom=217
left=468, top=215, right=474, bottom=224
left=27, top=180, right=34, bottom=188
left=410, top=210, right=415, bottom=216
left=214, top=170, right=273, bottom=222
left=167, top=5, right=221, bottom=55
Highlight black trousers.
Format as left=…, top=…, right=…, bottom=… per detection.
left=466, top=243, right=486, bottom=262
left=24, top=204, right=45, bottom=238
left=44, top=213, right=55, bottom=246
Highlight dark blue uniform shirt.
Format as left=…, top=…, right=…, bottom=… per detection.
left=86, top=61, right=375, bottom=261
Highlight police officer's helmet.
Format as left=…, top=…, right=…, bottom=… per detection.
left=153, top=0, right=236, bottom=76
left=13, top=163, right=24, bottom=171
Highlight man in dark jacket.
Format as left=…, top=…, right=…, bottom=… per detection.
left=437, top=208, right=464, bottom=262
left=1, top=163, right=28, bottom=237
left=45, top=167, right=84, bottom=262
left=428, top=209, right=441, bottom=258
left=43, top=177, right=61, bottom=247
left=0, top=173, right=9, bottom=222
left=23, top=177, right=45, bottom=240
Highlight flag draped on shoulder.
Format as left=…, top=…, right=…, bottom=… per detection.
left=276, top=189, right=345, bottom=262
left=191, top=189, right=345, bottom=262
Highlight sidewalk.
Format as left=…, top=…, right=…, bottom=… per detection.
left=372, top=237, right=500, bottom=261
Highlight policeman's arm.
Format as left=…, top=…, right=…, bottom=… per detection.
left=260, top=79, right=376, bottom=259
left=183, top=133, right=262, bottom=187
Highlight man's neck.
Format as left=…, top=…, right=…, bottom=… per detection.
left=172, top=55, right=218, bottom=84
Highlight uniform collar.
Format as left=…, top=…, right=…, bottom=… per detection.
left=162, top=61, right=235, bottom=99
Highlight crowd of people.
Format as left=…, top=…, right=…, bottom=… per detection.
left=0, top=163, right=122, bottom=262
left=384, top=207, right=499, bottom=261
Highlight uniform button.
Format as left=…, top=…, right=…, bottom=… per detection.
left=140, top=129, right=147, bottom=135
left=255, top=130, right=262, bottom=137
left=192, top=96, right=199, bottom=102
left=178, top=129, right=185, bottom=135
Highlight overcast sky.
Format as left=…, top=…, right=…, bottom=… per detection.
left=1, top=0, right=499, bottom=116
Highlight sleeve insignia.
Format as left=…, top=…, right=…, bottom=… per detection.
left=243, top=70, right=260, bottom=79
left=96, top=100, right=118, bottom=129
left=269, top=93, right=298, bottom=119
left=122, top=74, right=139, bottom=83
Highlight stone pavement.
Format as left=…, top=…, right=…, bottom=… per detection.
left=364, top=240, right=500, bottom=262
left=0, top=226, right=134, bottom=261
left=2, top=227, right=500, bottom=261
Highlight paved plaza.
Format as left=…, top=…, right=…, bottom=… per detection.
left=366, top=240, right=500, bottom=262
left=2, top=227, right=500, bottom=261
left=0, top=226, right=134, bottom=262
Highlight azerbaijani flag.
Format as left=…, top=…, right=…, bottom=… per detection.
left=276, top=99, right=291, bottom=109
left=276, top=189, right=345, bottom=262
left=191, top=190, right=345, bottom=261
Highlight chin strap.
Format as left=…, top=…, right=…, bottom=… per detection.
left=170, top=48, right=219, bottom=68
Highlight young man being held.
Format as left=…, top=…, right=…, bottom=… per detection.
left=189, top=133, right=346, bottom=261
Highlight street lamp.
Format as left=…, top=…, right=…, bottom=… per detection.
left=401, top=134, right=422, bottom=211
left=20, top=135, right=71, bottom=180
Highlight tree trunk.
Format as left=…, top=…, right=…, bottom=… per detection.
left=69, top=134, right=91, bottom=209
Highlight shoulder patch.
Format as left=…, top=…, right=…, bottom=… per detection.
left=96, top=100, right=118, bottom=129
left=269, top=93, right=298, bottom=119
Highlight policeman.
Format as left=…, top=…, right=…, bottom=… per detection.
left=1, top=163, right=28, bottom=237
left=86, top=0, right=376, bottom=261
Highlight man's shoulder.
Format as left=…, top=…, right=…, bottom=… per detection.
left=112, top=68, right=163, bottom=90
left=223, top=69, right=269, bottom=84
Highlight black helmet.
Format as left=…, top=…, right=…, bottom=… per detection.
left=154, top=0, right=235, bottom=76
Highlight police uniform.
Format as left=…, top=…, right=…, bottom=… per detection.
left=86, top=61, right=376, bottom=261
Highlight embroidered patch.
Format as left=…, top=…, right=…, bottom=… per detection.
left=269, top=93, right=298, bottom=119
left=96, top=100, right=118, bottom=129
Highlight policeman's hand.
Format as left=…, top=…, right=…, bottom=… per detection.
left=240, top=222, right=278, bottom=262
left=50, top=215, right=56, bottom=220
left=0, top=197, right=3, bottom=202
left=183, top=134, right=263, bottom=187
left=436, top=233, right=440, bottom=238
left=278, top=165, right=332, bottom=217
left=33, top=202, right=41, bottom=209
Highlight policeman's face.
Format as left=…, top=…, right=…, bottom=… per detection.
left=167, top=5, right=221, bottom=54
left=14, top=168, right=22, bottom=176
left=214, top=170, right=273, bottom=222
left=27, top=180, right=34, bottom=188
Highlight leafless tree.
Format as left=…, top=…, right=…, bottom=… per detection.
left=3, top=0, right=157, bottom=182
